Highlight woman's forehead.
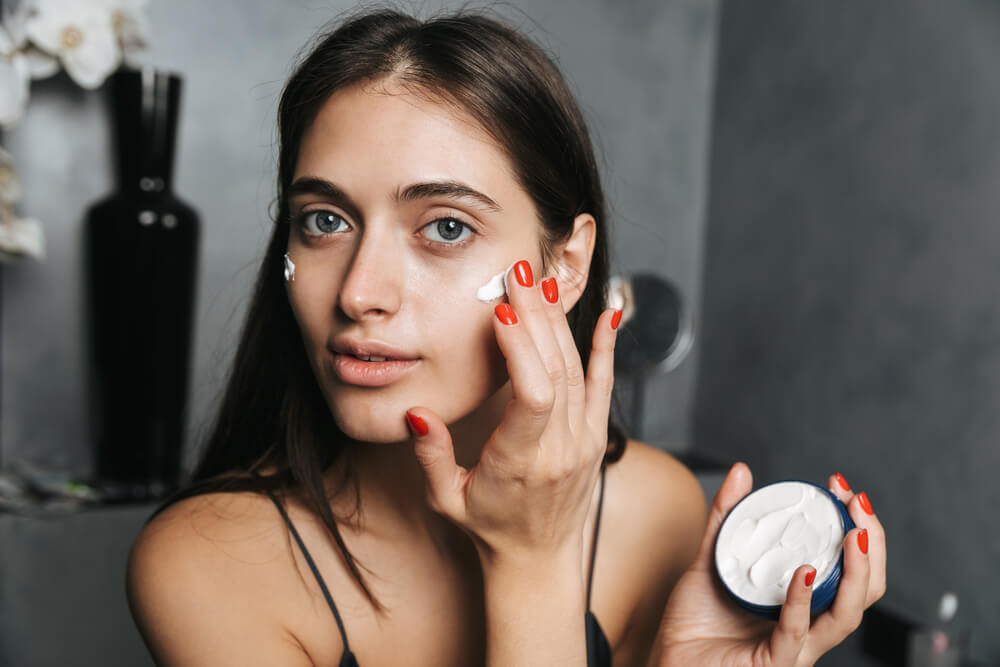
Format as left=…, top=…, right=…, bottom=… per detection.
left=294, top=83, right=518, bottom=194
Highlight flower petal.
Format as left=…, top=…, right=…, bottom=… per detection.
left=116, top=11, right=150, bottom=49
left=0, top=52, right=30, bottom=128
left=0, top=216, right=46, bottom=261
left=0, top=152, right=23, bottom=204
left=23, top=4, right=67, bottom=54
left=1, top=3, right=33, bottom=49
left=61, top=23, right=120, bottom=89
left=0, top=25, right=13, bottom=54
left=25, top=0, right=114, bottom=56
left=25, top=46, right=60, bottom=79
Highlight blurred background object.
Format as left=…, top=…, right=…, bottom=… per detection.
left=86, top=66, right=199, bottom=501
left=610, top=272, right=691, bottom=439
left=905, top=592, right=967, bottom=667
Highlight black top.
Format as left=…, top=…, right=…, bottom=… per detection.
left=263, top=467, right=611, bottom=667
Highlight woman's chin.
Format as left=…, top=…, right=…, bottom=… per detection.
left=335, top=415, right=410, bottom=444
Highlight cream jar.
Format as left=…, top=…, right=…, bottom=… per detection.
left=714, top=480, right=855, bottom=619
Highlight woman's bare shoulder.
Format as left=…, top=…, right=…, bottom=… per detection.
left=598, top=440, right=708, bottom=665
left=134, top=490, right=284, bottom=556
left=126, top=491, right=317, bottom=665
left=606, top=439, right=708, bottom=548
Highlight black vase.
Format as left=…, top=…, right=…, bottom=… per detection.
left=86, top=67, right=199, bottom=500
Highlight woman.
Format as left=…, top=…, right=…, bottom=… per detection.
left=126, top=9, right=885, bottom=666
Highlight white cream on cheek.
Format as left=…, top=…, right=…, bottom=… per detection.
left=476, top=261, right=517, bottom=302
left=284, top=253, right=296, bottom=281
left=715, top=482, right=844, bottom=606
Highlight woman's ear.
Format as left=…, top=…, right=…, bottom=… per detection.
left=549, top=213, right=596, bottom=313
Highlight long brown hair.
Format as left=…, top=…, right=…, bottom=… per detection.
left=149, top=8, right=626, bottom=607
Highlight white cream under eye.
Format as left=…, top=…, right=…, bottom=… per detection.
left=477, top=261, right=517, bottom=302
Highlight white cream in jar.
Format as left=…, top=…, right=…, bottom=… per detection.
left=715, top=481, right=847, bottom=607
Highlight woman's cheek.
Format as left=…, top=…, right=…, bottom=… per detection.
left=425, top=274, right=509, bottom=398
left=431, top=319, right=508, bottom=426
left=284, top=253, right=343, bottom=349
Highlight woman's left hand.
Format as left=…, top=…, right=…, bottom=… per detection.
left=652, top=463, right=887, bottom=667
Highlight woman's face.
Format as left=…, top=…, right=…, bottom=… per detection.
left=285, top=81, right=546, bottom=444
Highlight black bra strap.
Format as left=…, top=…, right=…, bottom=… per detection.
left=586, top=466, right=607, bottom=609
left=260, top=486, right=352, bottom=653
left=253, top=466, right=605, bottom=652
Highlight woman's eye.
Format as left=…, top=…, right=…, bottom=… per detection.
left=421, top=218, right=475, bottom=245
left=299, top=210, right=349, bottom=235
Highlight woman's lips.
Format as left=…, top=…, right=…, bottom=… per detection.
left=331, top=353, right=419, bottom=387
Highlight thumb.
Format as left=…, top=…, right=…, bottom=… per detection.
left=692, top=462, right=754, bottom=568
left=770, top=564, right=815, bottom=663
left=406, top=408, right=466, bottom=521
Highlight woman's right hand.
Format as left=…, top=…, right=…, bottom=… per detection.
left=404, top=259, right=619, bottom=568
left=403, top=259, right=620, bottom=665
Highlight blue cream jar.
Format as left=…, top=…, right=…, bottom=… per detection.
left=714, top=480, right=855, bottom=620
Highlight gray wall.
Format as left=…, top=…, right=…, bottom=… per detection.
left=696, top=1, right=1000, bottom=663
left=1, top=1, right=719, bottom=664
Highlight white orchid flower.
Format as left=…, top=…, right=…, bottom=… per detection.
left=0, top=24, right=30, bottom=128
left=24, top=0, right=120, bottom=90
left=24, top=45, right=60, bottom=79
left=102, top=0, right=150, bottom=64
left=0, top=210, right=45, bottom=261
left=2, top=1, right=59, bottom=79
left=0, top=146, right=22, bottom=204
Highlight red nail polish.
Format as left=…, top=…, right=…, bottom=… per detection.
left=858, top=491, right=874, bottom=516
left=542, top=277, right=558, bottom=303
left=406, top=412, right=428, bottom=436
left=835, top=472, right=851, bottom=491
left=611, top=310, right=623, bottom=330
left=514, top=260, right=533, bottom=287
left=804, top=568, right=816, bottom=587
left=495, top=303, right=518, bottom=325
left=858, top=529, right=869, bottom=555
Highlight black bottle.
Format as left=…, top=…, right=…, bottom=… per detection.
left=86, top=67, right=199, bottom=500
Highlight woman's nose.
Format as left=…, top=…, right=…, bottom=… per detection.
left=337, top=230, right=403, bottom=321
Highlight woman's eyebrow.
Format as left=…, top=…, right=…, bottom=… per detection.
left=287, top=177, right=364, bottom=221
left=397, top=180, right=503, bottom=213
left=287, top=177, right=503, bottom=216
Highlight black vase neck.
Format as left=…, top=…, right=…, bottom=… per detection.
left=111, top=67, right=183, bottom=197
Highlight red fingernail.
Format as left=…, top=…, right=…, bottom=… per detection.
left=514, top=260, right=533, bottom=287
left=405, top=412, right=428, bottom=436
left=858, top=491, right=874, bottom=516
left=495, top=303, right=518, bottom=325
left=611, top=310, right=623, bottom=330
left=804, top=568, right=816, bottom=587
left=835, top=472, right=851, bottom=491
left=542, top=277, right=558, bottom=303
left=858, top=529, right=869, bottom=555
